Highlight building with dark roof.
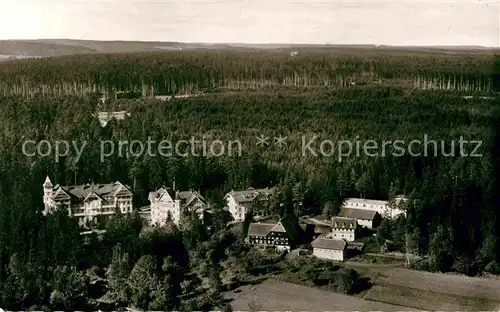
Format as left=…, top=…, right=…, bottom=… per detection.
left=311, top=235, right=348, bottom=261
left=300, top=216, right=332, bottom=242
left=148, top=187, right=206, bottom=226
left=246, top=219, right=293, bottom=252
left=225, top=187, right=274, bottom=221
left=43, top=176, right=133, bottom=228
left=338, top=207, right=381, bottom=229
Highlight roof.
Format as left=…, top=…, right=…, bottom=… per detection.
left=308, top=223, right=331, bottom=234
left=148, top=187, right=175, bottom=202
left=149, top=188, right=205, bottom=207
left=332, top=216, right=357, bottom=229
left=225, top=187, right=274, bottom=204
left=176, top=190, right=205, bottom=206
left=247, top=223, right=276, bottom=236
left=393, top=195, right=409, bottom=204
left=52, top=181, right=132, bottom=202
left=303, top=215, right=331, bottom=226
left=270, top=222, right=286, bottom=233
left=254, top=215, right=278, bottom=223
left=343, top=198, right=389, bottom=206
left=299, top=217, right=331, bottom=233
left=311, top=236, right=347, bottom=250
left=247, top=220, right=288, bottom=237
left=43, top=176, right=53, bottom=187
left=339, top=208, right=379, bottom=221
left=80, top=229, right=106, bottom=236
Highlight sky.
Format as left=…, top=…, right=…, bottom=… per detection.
left=0, top=0, right=498, bottom=46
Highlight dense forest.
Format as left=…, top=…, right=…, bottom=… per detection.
left=0, top=51, right=497, bottom=96
left=0, top=51, right=499, bottom=310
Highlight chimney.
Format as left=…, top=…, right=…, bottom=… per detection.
left=173, top=179, right=176, bottom=191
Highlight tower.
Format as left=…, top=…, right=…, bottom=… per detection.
left=43, top=176, right=54, bottom=212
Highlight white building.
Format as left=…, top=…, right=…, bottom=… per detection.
left=331, top=216, right=357, bottom=242
left=94, top=111, right=131, bottom=127
left=342, top=197, right=407, bottom=219
left=224, top=187, right=273, bottom=222
left=338, top=207, right=381, bottom=229
left=311, top=235, right=348, bottom=262
left=391, top=195, right=409, bottom=218
left=43, top=176, right=133, bottom=227
left=148, top=187, right=206, bottom=226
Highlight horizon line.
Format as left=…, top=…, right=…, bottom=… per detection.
left=1, top=38, right=499, bottom=49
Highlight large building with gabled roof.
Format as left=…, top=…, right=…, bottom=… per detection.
left=42, top=176, right=133, bottom=227
left=148, top=187, right=207, bottom=227
left=246, top=217, right=299, bottom=252
left=338, top=207, right=381, bottom=229
left=225, top=187, right=274, bottom=222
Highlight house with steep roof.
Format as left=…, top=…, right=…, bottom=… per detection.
left=311, top=235, right=348, bottom=262
left=246, top=219, right=294, bottom=252
left=42, top=176, right=133, bottom=228
left=148, top=187, right=206, bottom=226
left=224, top=187, right=274, bottom=222
left=331, top=216, right=357, bottom=241
left=338, top=207, right=381, bottom=229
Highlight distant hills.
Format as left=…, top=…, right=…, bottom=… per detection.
left=0, top=39, right=498, bottom=60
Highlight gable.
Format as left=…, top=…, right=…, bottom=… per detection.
left=185, top=196, right=201, bottom=207
left=225, top=194, right=238, bottom=205
left=113, top=182, right=133, bottom=197
left=158, top=191, right=174, bottom=203
left=84, top=191, right=102, bottom=202
left=53, top=188, right=71, bottom=201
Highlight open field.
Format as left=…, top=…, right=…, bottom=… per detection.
left=228, top=279, right=408, bottom=311
left=275, top=259, right=500, bottom=310
left=366, top=284, right=500, bottom=311
left=360, top=266, right=500, bottom=310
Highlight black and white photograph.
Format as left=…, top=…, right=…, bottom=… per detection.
left=0, top=0, right=500, bottom=310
